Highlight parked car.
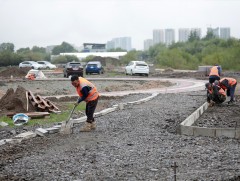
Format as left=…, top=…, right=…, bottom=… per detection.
left=37, top=61, right=57, bottom=69
left=125, top=61, right=149, bottom=76
left=63, top=62, right=83, bottom=78
left=85, top=61, right=104, bottom=75
left=19, top=61, right=44, bottom=70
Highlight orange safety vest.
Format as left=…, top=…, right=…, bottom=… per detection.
left=220, top=77, right=237, bottom=90
left=209, top=66, right=219, bottom=77
left=76, top=77, right=99, bottom=103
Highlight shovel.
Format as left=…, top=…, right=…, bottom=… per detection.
left=60, top=104, right=77, bottom=134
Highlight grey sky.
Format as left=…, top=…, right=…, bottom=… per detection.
left=0, top=0, right=239, bottom=50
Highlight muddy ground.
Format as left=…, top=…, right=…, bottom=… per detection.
left=0, top=67, right=240, bottom=180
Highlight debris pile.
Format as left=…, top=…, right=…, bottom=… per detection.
left=0, top=67, right=31, bottom=78
left=0, top=86, right=60, bottom=116
left=0, top=86, right=36, bottom=115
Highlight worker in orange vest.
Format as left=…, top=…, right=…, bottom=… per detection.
left=218, top=78, right=237, bottom=104
left=206, top=81, right=226, bottom=106
left=209, top=65, right=221, bottom=84
left=71, top=75, right=99, bottom=132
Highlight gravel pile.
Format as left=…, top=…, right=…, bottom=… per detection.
left=1, top=91, right=240, bottom=180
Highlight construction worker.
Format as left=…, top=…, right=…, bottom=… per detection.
left=218, top=77, right=237, bottom=104
left=206, top=81, right=226, bottom=106
left=71, top=75, right=99, bottom=132
left=209, top=65, right=221, bottom=84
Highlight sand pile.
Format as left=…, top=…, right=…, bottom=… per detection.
left=0, top=86, right=35, bottom=116
left=0, top=67, right=31, bottom=78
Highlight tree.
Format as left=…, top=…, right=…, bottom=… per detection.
left=188, top=30, right=200, bottom=42
left=0, top=43, right=14, bottom=52
left=52, top=42, right=78, bottom=55
left=17, top=47, right=31, bottom=54
left=52, top=55, right=79, bottom=64
left=32, top=46, right=46, bottom=53
left=120, top=50, right=140, bottom=65
left=202, top=31, right=216, bottom=40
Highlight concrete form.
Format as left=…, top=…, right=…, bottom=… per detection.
left=180, top=102, right=240, bottom=139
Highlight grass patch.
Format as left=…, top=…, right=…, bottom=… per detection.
left=0, top=102, right=86, bottom=127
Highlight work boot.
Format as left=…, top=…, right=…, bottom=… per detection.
left=80, top=122, right=92, bottom=132
left=91, top=122, right=96, bottom=130
left=209, top=100, right=215, bottom=107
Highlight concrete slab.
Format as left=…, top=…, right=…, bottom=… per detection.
left=235, top=129, right=240, bottom=139
left=46, top=127, right=60, bottom=134
left=215, top=128, right=236, bottom=138
left=180, top=125, right=194, bottom=136
left=15, top=131, right=36, bottom=139
left=35, top=128, right=48, bottom=136
left=193, top=127, right=216, bottom=137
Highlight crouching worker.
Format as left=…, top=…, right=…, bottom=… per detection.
left=206, top=82, right=226, bottom=106
left=71, top=75, right=99, bottom=132
left=218, top=77, right=237, bottom=104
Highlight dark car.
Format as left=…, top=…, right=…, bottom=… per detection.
left=85, top=61, right=104, bottom=75
left=63, top=62, right=83, bottom=78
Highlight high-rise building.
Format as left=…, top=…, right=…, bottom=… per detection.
left=207, top=27, right=219, bottom=38
left=165, top=29, right=175, bottom=46
left=153, top=29, right=164, bottom=45
left=106, top=37, right=132, bottom=51
left=106, top=41, right=115, bottom=50
left=144, top=39, right=153, bottom=50
left=178, top=28, right=190, bottom=42
left=220, top=27, right=230, bottom=40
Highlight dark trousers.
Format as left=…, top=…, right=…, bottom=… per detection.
left=209, top=75, right=220, bottom=84
left=86, top=96, right=99, bottom=123
left=229, top=83, right=237, bottom=100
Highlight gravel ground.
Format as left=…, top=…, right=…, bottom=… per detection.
left=0, top=91, right=240, bottom=180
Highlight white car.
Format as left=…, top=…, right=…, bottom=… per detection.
left=19, top=61, right=44, bottom=70
left=37, top=61, right=57, bottom=69
left=125, top=61, right=149, bottom=76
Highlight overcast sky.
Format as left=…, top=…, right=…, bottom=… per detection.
left=0, top=0, right=239, bottom=50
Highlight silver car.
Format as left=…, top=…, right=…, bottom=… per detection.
left=19, top=61, right=44, bottom=70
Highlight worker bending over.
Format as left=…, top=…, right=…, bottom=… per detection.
left=217, top=77, right=237, bottom=104
left=206, top=81, right=226, bottom=106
